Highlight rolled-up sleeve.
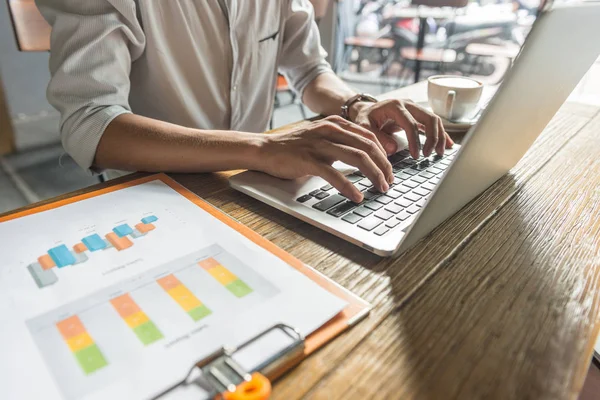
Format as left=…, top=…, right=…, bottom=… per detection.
left=36, top=0, right=145, bottom=171
left=278, top=0, right=334, bottom=97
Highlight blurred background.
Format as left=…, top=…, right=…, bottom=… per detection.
left=1, top=0, right=599, bottom=214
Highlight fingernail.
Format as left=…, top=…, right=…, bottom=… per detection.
left=382, top=182, right=389, bottom=192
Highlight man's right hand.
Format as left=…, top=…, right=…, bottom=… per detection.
left=255, top=115, right=395, bottom=203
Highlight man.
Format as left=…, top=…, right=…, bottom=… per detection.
left=37, top=0, right=452, bottom=204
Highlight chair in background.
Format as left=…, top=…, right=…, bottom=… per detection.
left=395, top=0, right=469, bottom=83
left=270, top=75, right=307, bottom=130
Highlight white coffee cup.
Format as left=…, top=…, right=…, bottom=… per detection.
left=427, top=75, right=483, bottom=121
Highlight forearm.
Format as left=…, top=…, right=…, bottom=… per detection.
left=94, top=113, right=264, bottom=172
left=301, top=72, right=364, bottom=120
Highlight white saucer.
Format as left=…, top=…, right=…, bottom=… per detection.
left=416, top=101, right=479, bottom=133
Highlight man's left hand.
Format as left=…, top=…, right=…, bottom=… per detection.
left=350, top=99, right=454, bottom=159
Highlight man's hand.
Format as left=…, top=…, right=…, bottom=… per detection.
left=256, top=115, right=394, bottom=203
left=350, top=99, right=454, bottom=159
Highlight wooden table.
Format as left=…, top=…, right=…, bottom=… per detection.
left=2, top=82, right=600, bottom=399
left=7, top=0, right=51, bottom=52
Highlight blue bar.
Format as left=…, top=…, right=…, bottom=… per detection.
left=48, top=245, right=76, bottom=268
left=141, top=215, right=158, bottom=224
left=113, top=224, right=134, bottom=237
left=82, top=234, right=107, bottom=252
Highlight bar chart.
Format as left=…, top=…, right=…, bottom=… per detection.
left=26, top=244, right=279, bottom=399
left=27, top=215, right=159, bottom=289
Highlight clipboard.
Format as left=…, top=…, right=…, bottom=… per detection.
left=0, top=173, right=371, bottom=399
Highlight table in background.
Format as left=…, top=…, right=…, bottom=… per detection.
left=2, top=82, right=600, bottom=399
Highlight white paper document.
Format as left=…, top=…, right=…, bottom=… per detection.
left=0, top=178, right=346, bottom=399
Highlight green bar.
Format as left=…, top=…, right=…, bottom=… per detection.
left=226, top=279, right=253, bottom=298
left=74, top=344, right=108, bottom=375
left=133, top=321, right=164, bottom=345
left=188, top=304, right=212, bottom=321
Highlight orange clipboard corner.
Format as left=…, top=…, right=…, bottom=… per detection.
left=0, top=173, right=371, bottom=373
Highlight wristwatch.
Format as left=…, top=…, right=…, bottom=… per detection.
left=341, top=93, right=378, bottom=120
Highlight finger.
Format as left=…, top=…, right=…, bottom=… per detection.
left=313, top=163, right=363, bottom=203
left=372, top=128, right=399, bottom=156
left=317, top=121, right=394, bottom=185
left=445, top=129, right=455, bottom=148
left=325, top=116, right=387, bottom=158
left=386, top=105, right=421, bottom=159
left=373, top=121, right=401, bottom=155
left=435, top=115, right=447, bottom=155
left=316, top=141, right=389, bottom=193
left=405, top=102, right=441, bottom=157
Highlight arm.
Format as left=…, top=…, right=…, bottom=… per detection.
left=278, top=0, right=452, bottom=159
left=40, top=0, right=391, bottom=202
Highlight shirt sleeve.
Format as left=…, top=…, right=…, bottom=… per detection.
left=278, top=0, right=334, bottom=98
left=36, top=0, right=145, bottom=172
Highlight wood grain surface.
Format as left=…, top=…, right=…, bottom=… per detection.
left=1, top=88, right=598, bottom=398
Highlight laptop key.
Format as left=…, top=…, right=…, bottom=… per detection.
left=342, top=213, right=362, bottom=224
left=354, top=206, right=374, bottom=217
left=346, top=174, right=363, bottom=183
left=354, top=170, right=366, bottom=177
left=358, top=216, right=383, bottom=231
left=403, top=169, right=418, bottom=176
left=314, top=191, right=330, bottom=200
left=327, top=201, right=357, bottom=217
left=395, top=198, right=412, bottom=208
left=385, top=203, right=403, bottom=214
left=375, top=195, right=394, bottom=205
left=422, top=182, right=437, bottom=191
left=374, top=226, right=390, bottom=236
left=296, top=194, right=312, bottom=203
left=394, top=185, right=411, bottom=194
left=416, top=198, right=427, bottom=207
left=396, top=172, right=413, bottom=180
left=406, top=204, right=421, bottom=214
left=363, top=191, right=379, bottom=201
left=312, top=194, right=345, bottom=211
left=404, top=192, right=422, bottom=202
left=403, top=180, right=419, bottom=189
left=410, top=175, right=427, bottom=184
left=364, top=201, right=383, bottom=211
left=413, top=187, right=430, bottom=197
left=375, top=209, right=395, bottom=221
left=419, top=171, right=435, bottom=179
left=385, top=218, right=401, bottom=228
left=429, top=166, right=446, bottom=174
left=359, top=179, right=373, bottom=189
left=309, top=189, right=321, bottom=196
left=397, top=211, right=412, bottom=221
left=320, top=184, right=333, bottom=191
left=384, top=190, right=401, bottom=199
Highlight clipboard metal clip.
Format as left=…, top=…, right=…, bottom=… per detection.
left=154, top=323, right=305, bottom=400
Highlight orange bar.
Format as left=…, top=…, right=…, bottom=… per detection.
left=157, top=274, right=181, bottom=291
left=135, top=223, right=155, bottom=234
left=105, top=232, right=133, bottom=251
left=38, top=254, right=56, bottom=270
left=73, top=243, right=88, bottom=253
left=110, top=294, right=141, bottom=318
left=198, top=258, right=220, bottom=271
left=56, top=315, right=86, bottom=340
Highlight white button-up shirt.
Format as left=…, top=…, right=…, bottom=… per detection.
left=36, top=0, right=333, bottom=171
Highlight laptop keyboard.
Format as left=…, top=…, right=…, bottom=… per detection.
left=295, top=147, right=458, bottom=236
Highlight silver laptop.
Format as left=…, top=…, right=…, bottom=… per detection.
left=230, top=2, right=600, bottom=257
